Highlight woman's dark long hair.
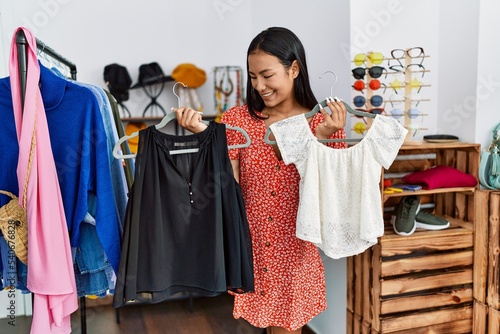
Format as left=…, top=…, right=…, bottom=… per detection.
left=246, top=27, right=318, bottom=119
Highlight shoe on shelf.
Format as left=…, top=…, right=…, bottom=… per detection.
left=391, top=195, right=420, bottom=236
left=415, top=211, right=450, bottom=230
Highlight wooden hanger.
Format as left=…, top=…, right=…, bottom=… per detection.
left=264, top=99, right=376, bottom=144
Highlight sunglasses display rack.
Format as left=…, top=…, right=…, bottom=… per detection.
left=351, top=51, right=387, bottom=137
left=390, top=47, right=430, bottom=143
left=351, top=48, right=430, bottom=143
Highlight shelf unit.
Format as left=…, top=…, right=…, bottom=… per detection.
left=347, top=142, right=480, bottom=334
left=472, top=190, right=500, bottom=333
left=395, top=49, right=430, bottom=143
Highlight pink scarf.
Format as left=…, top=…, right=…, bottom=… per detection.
left=9, top=27, right=77, bottom=334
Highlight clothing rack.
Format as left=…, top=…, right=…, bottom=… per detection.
left=15, top=30, right=87, bottom=334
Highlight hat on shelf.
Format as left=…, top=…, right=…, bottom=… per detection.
left=131, top=62, right=173, bottom=88
left=103, top=63, right=132, bottom=103
left=171, top=63, right=206, bottom=88
left=125, top=122, right=148, bottom=153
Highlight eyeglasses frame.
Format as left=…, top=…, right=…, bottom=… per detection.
left=389, top=47, right=425, bottom=68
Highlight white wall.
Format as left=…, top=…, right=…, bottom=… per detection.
left=437, top=0, right=480, bottom=143
left=249, top=0, right=353, bottom=102
left=0, top=0, right=352, bottom=119
left=475, top=0, right=500, bottom=149
left=0, top=0, right=254, bottom=117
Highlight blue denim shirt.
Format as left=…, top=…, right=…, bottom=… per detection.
left=0, top=237, right=29, bottom=293
left=74, top=210, right=115, bottom=297
left=0, top=214, right=115, bottom=297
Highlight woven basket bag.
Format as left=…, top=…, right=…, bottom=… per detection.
left=0, top=190, right=28, bottom=264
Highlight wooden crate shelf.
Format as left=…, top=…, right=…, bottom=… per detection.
left=473, top=190, right=500, bottom=333
left=347, top=142, right=480, bottom=334
left=473, top=300, right=500, bottom=334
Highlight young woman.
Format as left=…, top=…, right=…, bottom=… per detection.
left=174, top=27, right=347, bottom=334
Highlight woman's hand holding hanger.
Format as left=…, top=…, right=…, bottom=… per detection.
left=314, top=97, right=347, bottom=140
left=171, top=107, right=207, bottom=134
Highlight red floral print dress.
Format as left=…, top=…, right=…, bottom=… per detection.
left=221, top=105, right=347, bottom=331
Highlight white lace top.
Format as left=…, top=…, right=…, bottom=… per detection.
left=270, top=115, right=408, bottom=259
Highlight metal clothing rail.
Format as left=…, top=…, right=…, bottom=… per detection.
left=15, top=29, right=87, bottom=334
left=36, top=39, right=77, bottom=80
left=15, top=31, right=78, bottom=106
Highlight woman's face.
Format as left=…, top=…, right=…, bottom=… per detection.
left=248, top=50, right=297, bottom=109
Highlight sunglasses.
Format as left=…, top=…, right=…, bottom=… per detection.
left=388, top=108, right=404, bottom=120
left=389, top=77, right=404, bottom=93
left=353, top=107, right=385, bottom=124
left=351, top=66, right=387, bottom=80
left=389, top=47, right=425, bottom=77
left=406, top=107, right=427, bottom=120
left=387, top=108, right=427, bottom=123
left=390, top=63, right=426, bottom=77
left=353, top=95, right=384, bottom=108
left=353, top=121, right=366, bottom=135
left=353, top=52, right=384, bottom=66
left=405, top=94, right=429, bottom=107
left=389, top=78, right=426, bottom=95
left=353, top=95, right=365, bottom=107
left=355, top=108, right=385, bottom=118
left=387, top=96, right=427, bottom=121
left=406, top=123, right=428, bottom=137
left=409, top=77, right=424, bottom=93
left=388, top=95, right=403, bottom=107
left=390, top=47, right=425, bottom=65
left=352, top=80, right=387, bottom=93
left=389, top=95, right=427, bottom=107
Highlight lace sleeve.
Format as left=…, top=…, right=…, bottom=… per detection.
left=270, top=115, right=314, bottom=165
left=369, top=116, right=408, bottom=169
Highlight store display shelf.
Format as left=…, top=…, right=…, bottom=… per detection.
left=383, top=187, right=476, bottom=202
left=348, top=142, right=480, bottom=334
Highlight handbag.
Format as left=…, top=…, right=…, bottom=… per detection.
left=479, top=123, right=500, bottom=190
left=0, top=190, right=28, bottom=264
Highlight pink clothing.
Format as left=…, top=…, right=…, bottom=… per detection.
left=9, top=27, right=77, bottom=333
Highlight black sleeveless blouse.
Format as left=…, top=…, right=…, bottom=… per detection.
left=113, top=121, right=254, bottom=307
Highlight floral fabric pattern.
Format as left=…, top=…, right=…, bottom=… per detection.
left=221, top=105, right=346, bottom=331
